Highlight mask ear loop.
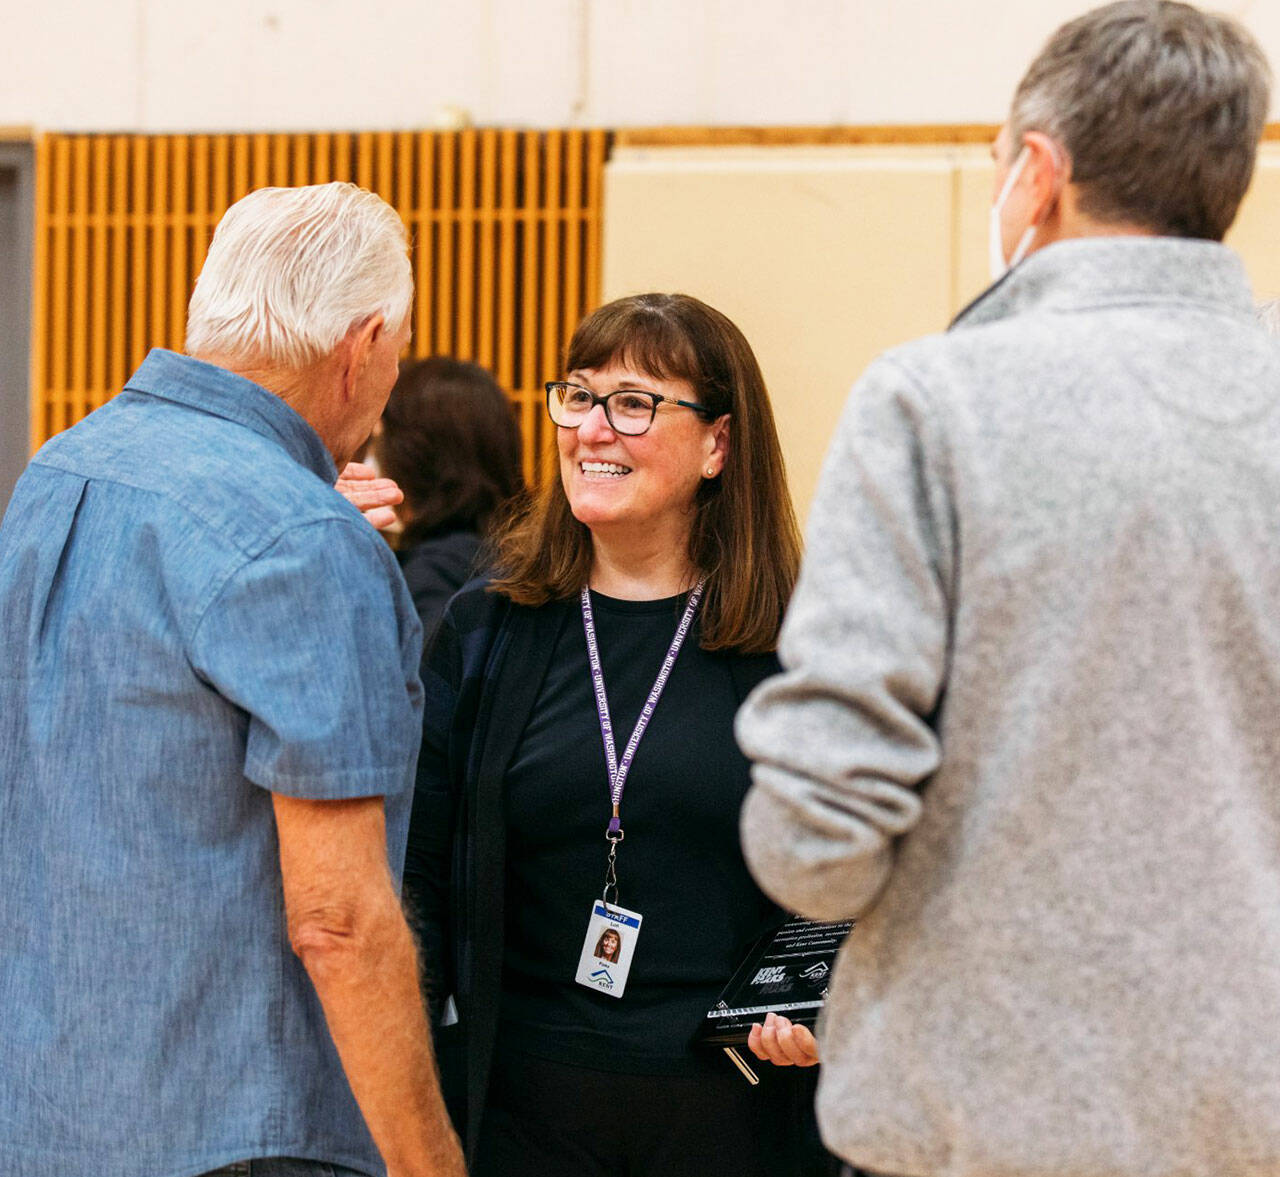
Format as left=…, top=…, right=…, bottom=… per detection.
left=1004, top=139, right=1067, bottom=270
left=1007, top=221, right=1039, bottom=270
left=995, top=146, right=1031, bottom=210
left=989, top=147, right=1030, bottom=279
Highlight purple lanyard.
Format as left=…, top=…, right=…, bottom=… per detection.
left=580, top=578, right=706, bottom=842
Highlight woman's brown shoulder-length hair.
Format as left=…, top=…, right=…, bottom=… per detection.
left=490, top=293, right=801, bottom=654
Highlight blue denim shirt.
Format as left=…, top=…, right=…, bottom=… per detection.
left=0, top=350, right=423, bottom=1177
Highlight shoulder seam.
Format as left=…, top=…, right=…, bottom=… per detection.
left=30, top=455, right=352, bottom=563
left=188, top=516, right=387, bottom=654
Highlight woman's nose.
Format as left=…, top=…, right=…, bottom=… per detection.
left=578, top=402, right=616, bottom=441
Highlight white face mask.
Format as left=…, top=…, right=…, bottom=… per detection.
left=988, top=147, right=1039, bottom=282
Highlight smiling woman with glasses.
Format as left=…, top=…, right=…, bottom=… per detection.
left=404, top=293, right=834, bottom=1177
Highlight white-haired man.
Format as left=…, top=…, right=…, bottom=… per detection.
left=0, top=183, right=464, bottom=1177
left=739, top=4, right=1280, bottom=1176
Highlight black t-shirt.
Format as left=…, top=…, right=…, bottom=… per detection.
left=498, top=590, right=777, bottom=1074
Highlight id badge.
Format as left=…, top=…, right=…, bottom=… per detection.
left=574, top=900, right=642, bottom=999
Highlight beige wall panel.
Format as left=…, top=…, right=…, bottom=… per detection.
left=953, top=152, right=997, bottom=312
left=603, top=147, right=955, bottom=520
left=1226, top=145, right=1280, bottom=302
left=606, top=141, right=1280, bottom=523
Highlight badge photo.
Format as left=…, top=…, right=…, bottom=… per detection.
left=574, top=900, right=642, bottom=999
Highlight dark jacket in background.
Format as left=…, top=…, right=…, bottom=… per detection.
left=396, top=529, right=481, bottom=646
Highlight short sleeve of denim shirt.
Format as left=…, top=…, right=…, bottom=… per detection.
left=190, top=517, right=424, bottom=799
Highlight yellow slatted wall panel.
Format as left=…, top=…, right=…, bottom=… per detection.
left=31, top=129, right=612, bottom=485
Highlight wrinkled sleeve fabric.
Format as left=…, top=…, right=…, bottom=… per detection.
left=736, top=355, right=954, bottom=921
left=190, top=517, right=424, bottom=799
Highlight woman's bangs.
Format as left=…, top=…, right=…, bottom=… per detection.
left=566, top=306, right=701, bottom=389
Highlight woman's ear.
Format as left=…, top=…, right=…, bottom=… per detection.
left=704, top=415, right=731, bottom=479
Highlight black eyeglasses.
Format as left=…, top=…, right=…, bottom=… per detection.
left=544, top=382, right=715, bottom=437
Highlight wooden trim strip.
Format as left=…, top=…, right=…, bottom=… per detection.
left=584, top=130, right=608, bottom=311
left=29, top=134, right=50, bottom=450
left=519, top=132, right=541, bottom=487
left=90, top=137, right=108, bottom=408
left=70, top=137, right=89, bottom=425
left=617, top=122, right=1280, bottom=148
left=49, top=137, right=71, bottom=437
left=148, top=138, right=169, bottom=371
left=109, top=137, right=128, bottom=398
left=614, top=124, right=1003, bottom=148
left=456, top=129, right=476, bottom=359
left=169, top=135, right=189, bottom=354
left=495, top=129, right=518, bottom=395
left=477, top=129, right=497, bottom=372
left=435, top=133, right=456, bottom=357
left=414, top=131, right=434, bottom=353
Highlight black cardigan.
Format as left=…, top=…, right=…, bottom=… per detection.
left=402, top=580, right=790, bottom=1161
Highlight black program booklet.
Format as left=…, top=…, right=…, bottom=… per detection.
left=695, top=916, right=854, bottom=1049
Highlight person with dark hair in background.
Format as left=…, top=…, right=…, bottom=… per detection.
left=738, top=5, right=1280, bottom=1176
left=404, top=293, right=835, bottom=1177
left=376, top=356, right=523, bottom=640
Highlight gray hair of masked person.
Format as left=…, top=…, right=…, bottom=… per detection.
left=184, top=182, right=413, bottom=367
left=1010, top=0, right=1270, bottom=241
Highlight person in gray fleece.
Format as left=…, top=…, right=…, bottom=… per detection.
left=736, top=4, right=1280, bottom=1176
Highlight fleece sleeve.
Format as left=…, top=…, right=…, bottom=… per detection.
left=736, top=355, right=955, bottom=920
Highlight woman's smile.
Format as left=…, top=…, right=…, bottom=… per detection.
left=578, top=460, right=632, bottom=480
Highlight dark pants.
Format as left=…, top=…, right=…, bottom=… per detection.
left=474, top=1048, right=840, bottom=1177
left=199, top=1159, right=369, bottom=1177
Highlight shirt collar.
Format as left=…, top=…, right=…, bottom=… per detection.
left=123, top=348, right=338, bottom=483
left=951, top=236, right=1256, bottom=331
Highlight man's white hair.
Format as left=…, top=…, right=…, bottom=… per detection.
left=185, top=182, right=412, bottom=369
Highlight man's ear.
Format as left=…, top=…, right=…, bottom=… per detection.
left=1021, top=131, right=1069, bottom=226
left=338, top=315, right=386, bottom=402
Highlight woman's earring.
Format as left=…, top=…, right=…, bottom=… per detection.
left=705, top=466, right=715, bottom=477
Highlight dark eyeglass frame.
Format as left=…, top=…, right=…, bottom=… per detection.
left=544, top=381, right=716, bottom=437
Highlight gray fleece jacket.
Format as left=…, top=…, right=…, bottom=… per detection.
left=737, top=237, right=1280, bottom=1177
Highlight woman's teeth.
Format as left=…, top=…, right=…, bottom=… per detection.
left=581, top=461, right=632, bottom=478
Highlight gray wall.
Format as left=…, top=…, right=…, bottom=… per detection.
left=0, top=141, right=33, bottom=514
